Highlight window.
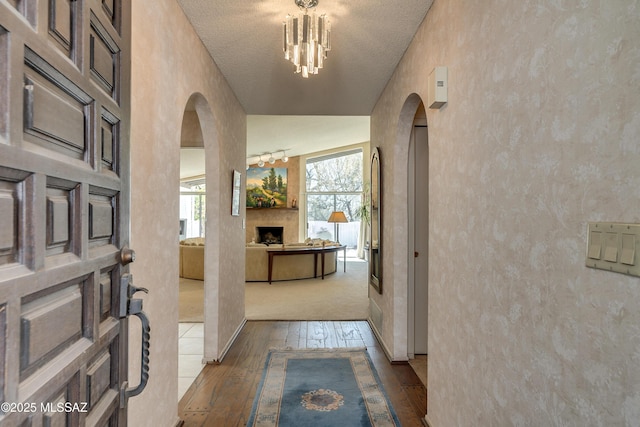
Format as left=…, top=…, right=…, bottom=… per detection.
left=180, top=180, right=206, bottom=238
left=305, top=149, right=363, bottom=250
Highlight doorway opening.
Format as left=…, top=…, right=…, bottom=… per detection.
left=407, top=102, right=428, bottom=389
left=178, top=100, right=207, bottom=400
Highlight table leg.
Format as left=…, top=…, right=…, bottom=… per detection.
left=343, top=246, right=347, bottom=272
left=321, top=252, right=325, bottom=280
left=313, top=253, right=318, bottom=278
left=268, top=252, right=274, bottom=284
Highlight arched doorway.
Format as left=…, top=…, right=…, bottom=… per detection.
left=397, top=94, right=429, bottom=395
left=177, top=93, right=220, bottom=400
left=177, top=97, right=206, bottom=400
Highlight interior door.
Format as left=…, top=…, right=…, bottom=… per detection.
left=0, top=0, right=133, bottom=425
left=413, top=124, right=428, bottom=354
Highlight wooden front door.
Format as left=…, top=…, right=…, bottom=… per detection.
left=0, top=0, right=134, bottom=425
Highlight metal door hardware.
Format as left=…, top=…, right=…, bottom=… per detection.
left=119, top=273, right=151, bottom=407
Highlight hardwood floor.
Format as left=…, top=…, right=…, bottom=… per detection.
left=178, top=321, right=427, bottom=426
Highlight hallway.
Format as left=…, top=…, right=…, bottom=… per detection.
left=178, top=321, right=427, bottom=426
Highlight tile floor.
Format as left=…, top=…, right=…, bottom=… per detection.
left=178, top=323, right=205, bottom=400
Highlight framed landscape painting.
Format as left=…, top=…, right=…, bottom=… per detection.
left=246, top=167, right=287, bottom=208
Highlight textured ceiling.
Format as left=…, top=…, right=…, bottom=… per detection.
left=177, top=0, right=433, bottom=174
left=177, top=0, right=433, bottom=116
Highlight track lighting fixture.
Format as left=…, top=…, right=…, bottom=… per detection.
left=246, top=150, right=291, bottom=167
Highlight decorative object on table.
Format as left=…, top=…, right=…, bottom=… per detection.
left=231, top=170, right=241, bottom=216
left=247, top=348, right=400, bottom=426
left=246, top=167, right=288, bottom=208
left=327, top=211, right=348, bottom=244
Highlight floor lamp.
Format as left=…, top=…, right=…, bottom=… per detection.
left=327, top=211, right=348, bottom=244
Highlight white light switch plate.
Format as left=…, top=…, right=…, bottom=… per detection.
left=586, top=222, right=640, bottom=277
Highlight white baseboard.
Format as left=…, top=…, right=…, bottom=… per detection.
left=204, top=318, right=247, bottom=363
left=424, top=413, right=434, bottom=427
left=367, top=318, right=396, bottom=362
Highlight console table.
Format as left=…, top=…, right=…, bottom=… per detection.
left=266, top=245, right=347, bottom=284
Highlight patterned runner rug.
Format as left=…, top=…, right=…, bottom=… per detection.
left=248, top=348, right=401, bottom=426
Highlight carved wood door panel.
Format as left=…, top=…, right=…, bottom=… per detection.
left=0, top=0, right=132, bottom=425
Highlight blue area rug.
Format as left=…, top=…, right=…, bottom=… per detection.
left=247, top=348, right=401, bottom=426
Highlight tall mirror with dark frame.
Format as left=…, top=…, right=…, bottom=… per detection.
left=369, top=147, right=382, bottom=293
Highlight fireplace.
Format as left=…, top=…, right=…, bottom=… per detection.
left=256, top=226, right=284, bottom=244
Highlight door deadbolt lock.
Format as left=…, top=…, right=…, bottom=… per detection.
left=120, top=246, right=136, bottom=265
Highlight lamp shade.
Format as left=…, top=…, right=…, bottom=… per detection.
left=327, top=211, right=348, bottom=223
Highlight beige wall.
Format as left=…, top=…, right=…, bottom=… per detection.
left=124, top=0, right=640, bottom=424
left=129, top=0, right=246, bottom=425
left=372, top=0, right=640, bottom=425
left=180, top=111, right=205, bottom=148
left=246, top=157, right=301, bottom=243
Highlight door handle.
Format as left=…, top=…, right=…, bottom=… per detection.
left=414, top=251, right=419, bottom=257
left=119, top=273, right=151, bottom=407
left=120, top=245, right=136, bottom=265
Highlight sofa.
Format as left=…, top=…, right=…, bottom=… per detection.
left=246, top=240, right=339, bottom=282
left=180, top=237, right=340, bottom=282
left=179, top=237, right=205, bottom=280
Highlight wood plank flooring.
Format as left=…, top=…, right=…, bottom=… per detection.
left=178, top=321, right=427, bottom=426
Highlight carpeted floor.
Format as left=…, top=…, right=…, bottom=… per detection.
left=245, top=260, right=368, bottom=320
left=178, top=278, right=205, bottom=322
left=178, top=260, right=368, bottom=322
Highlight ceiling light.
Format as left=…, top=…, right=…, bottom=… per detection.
left=247, top=151, right=291, bottom=167
left=283, top=0, right=331, bottom=78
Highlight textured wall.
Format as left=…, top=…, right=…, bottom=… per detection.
left=129, top=0, right=246, bottom=425
left=180, top=111, right=205, bottom=147
left=372, top=0, right=640, bottom=425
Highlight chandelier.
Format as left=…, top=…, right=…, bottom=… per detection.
left=283, top=0, right=331, bottom=78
